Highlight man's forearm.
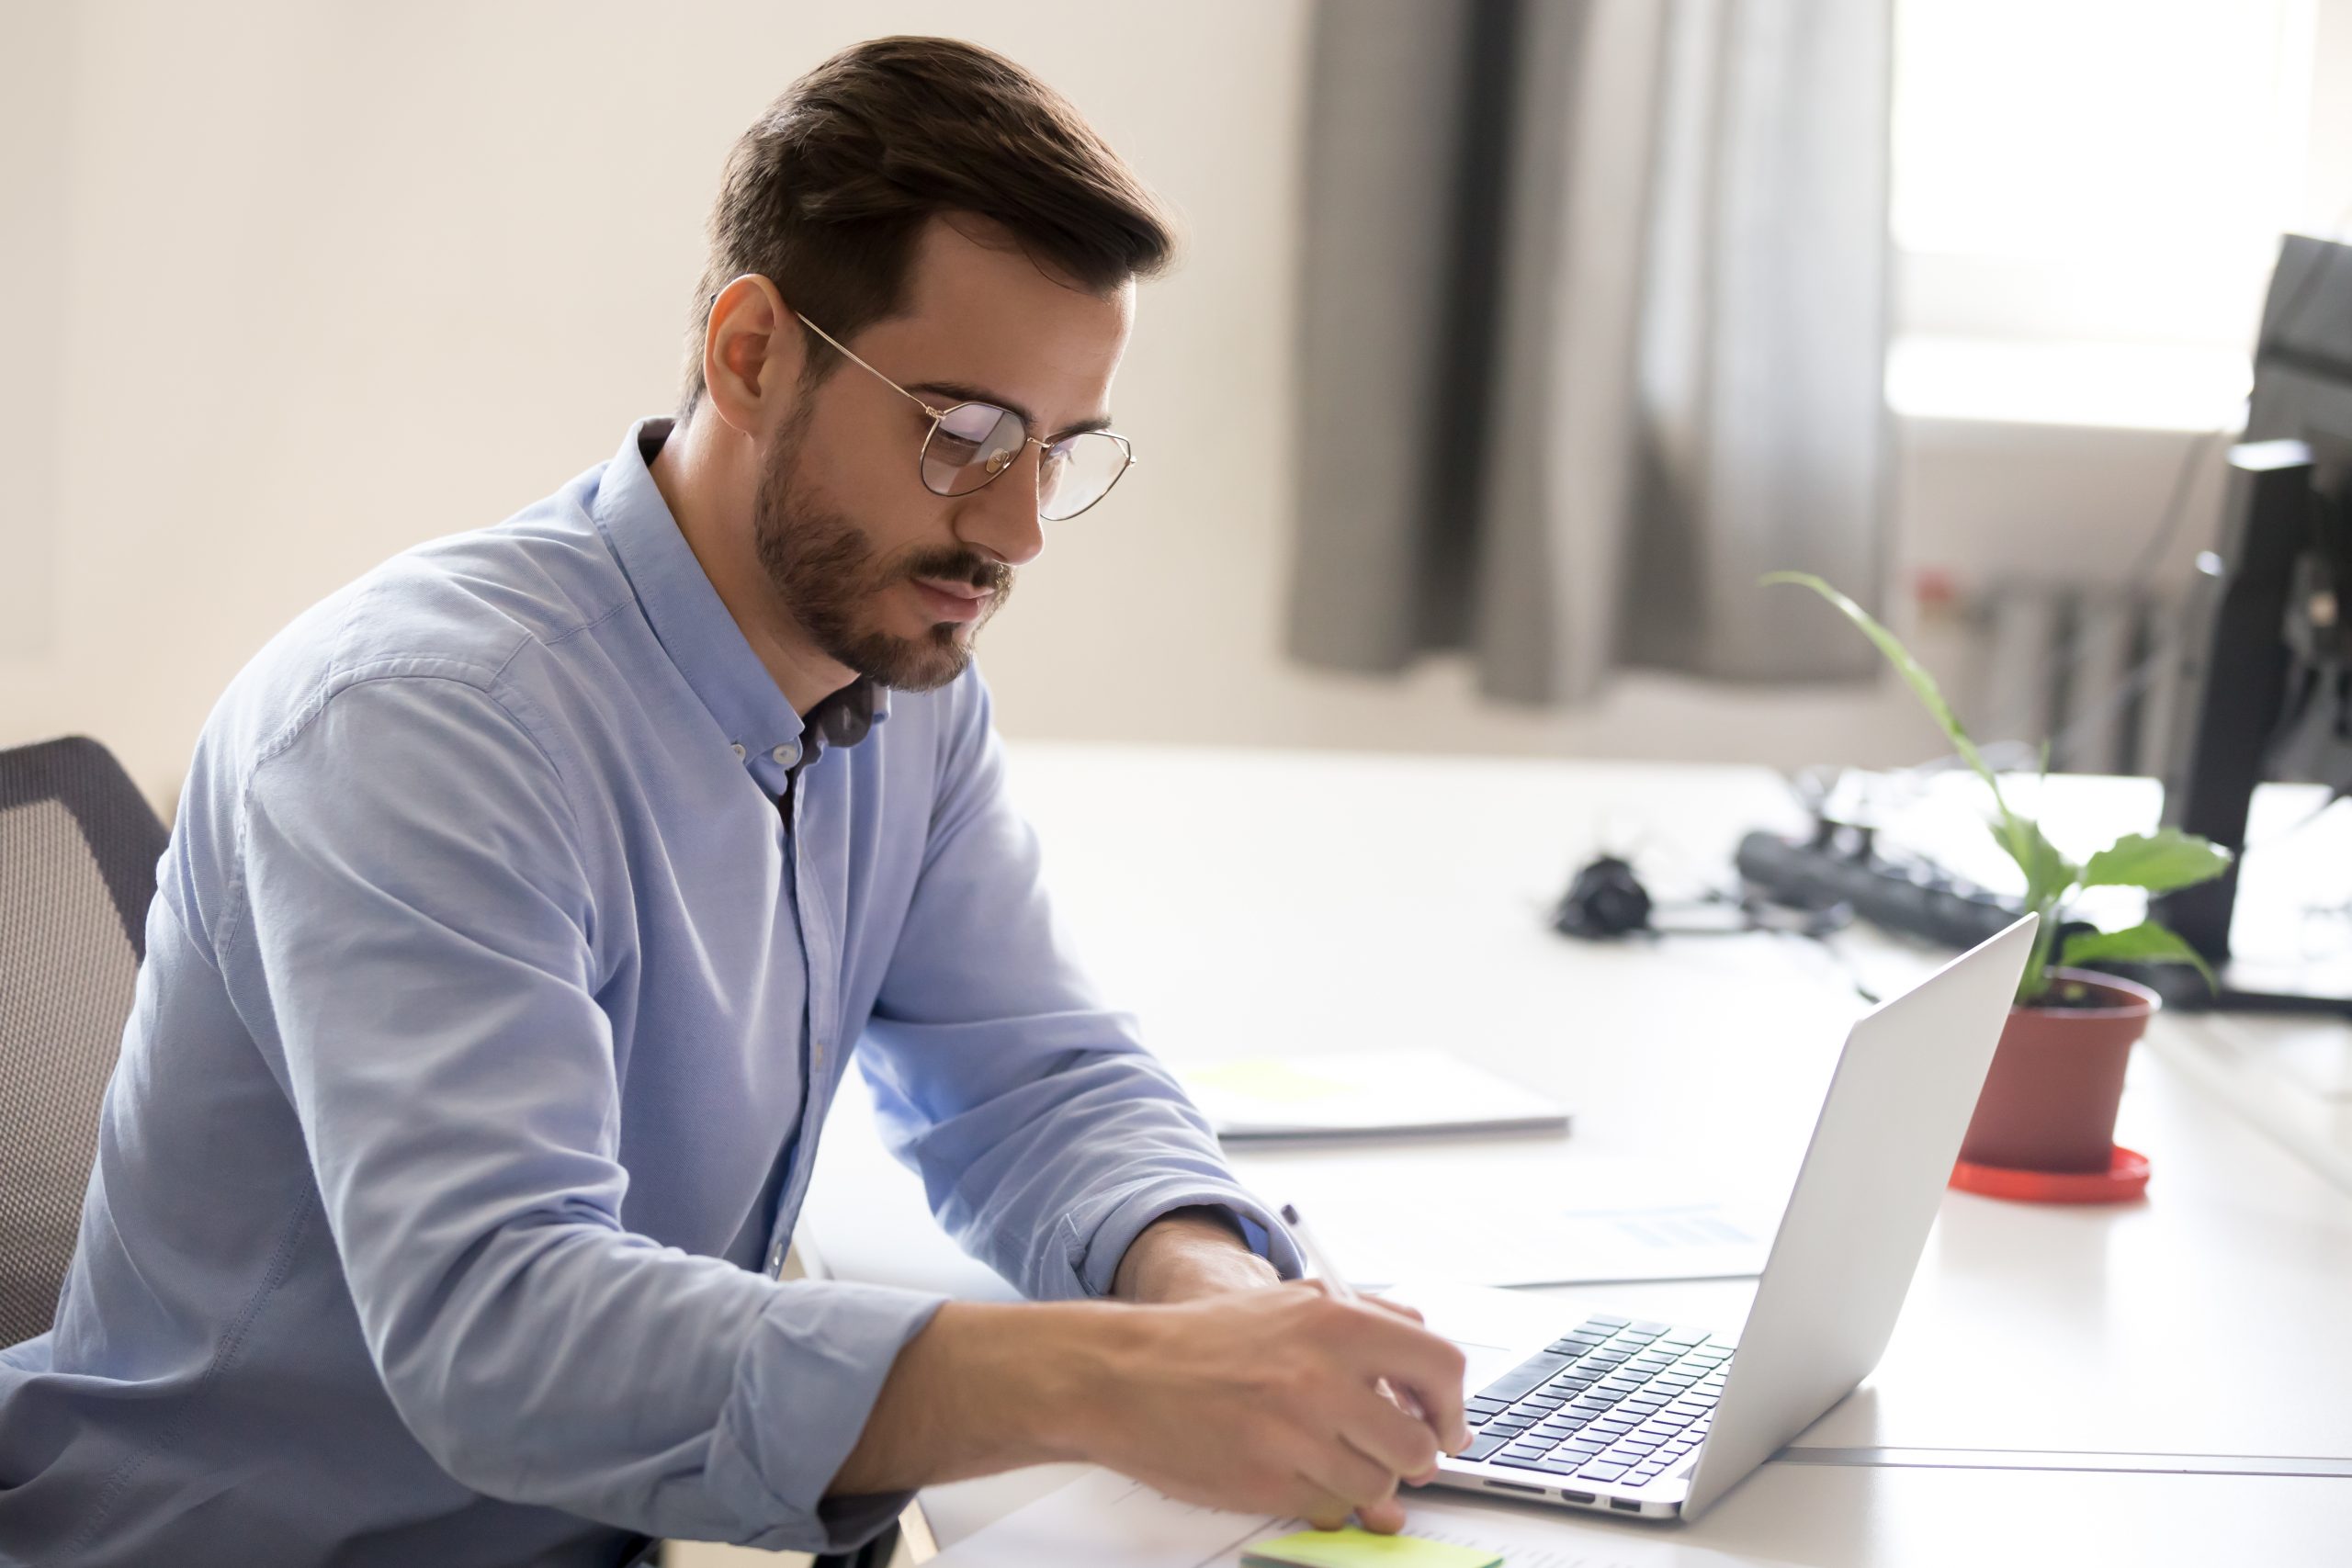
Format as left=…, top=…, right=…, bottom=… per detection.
left=827, top=1299, right=1128, bottom=1496
left=828, top=1282, right=1472, bottom=1534
left=1113, top=1207, right=1283, bottom=1303
left=831, top=1211, right=1277, bottom=1498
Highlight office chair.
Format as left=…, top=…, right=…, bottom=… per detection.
left=0, top=736, right=167, bottom=1348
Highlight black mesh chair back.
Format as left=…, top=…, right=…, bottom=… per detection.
left=0, top=737, right=166, bottom=1348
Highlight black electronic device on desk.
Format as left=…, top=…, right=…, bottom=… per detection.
left=2154, top=234, right=2352, bottom=1016
left=1733, top=822, right=2017, bottom=952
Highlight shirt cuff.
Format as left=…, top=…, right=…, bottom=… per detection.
left=1065, top=1175, right=1307, bottom=1299
left=706, top=1279, right=948, bottom=1553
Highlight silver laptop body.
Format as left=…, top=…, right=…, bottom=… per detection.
left=1422, top=915, right=2038, bottom=1522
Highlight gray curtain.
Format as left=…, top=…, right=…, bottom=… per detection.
left=1289, top=0, right=1892, bottom=705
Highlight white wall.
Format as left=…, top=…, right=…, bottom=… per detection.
left=0, top=1, right=2216, bottom=807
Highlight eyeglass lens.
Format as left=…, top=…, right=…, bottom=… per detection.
left=919, top=402, right=1130, bottom=521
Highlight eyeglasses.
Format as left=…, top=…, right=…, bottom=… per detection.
left=795, top=313, right=1136, bottom=523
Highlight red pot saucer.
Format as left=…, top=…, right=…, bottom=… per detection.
left=1949, top=1145, right=2150, bottom=1203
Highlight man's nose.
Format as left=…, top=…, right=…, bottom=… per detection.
left=952, top=443, right=1047, bottom=568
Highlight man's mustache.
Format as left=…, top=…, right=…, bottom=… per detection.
left=900, top=549, right=1013, bottom=601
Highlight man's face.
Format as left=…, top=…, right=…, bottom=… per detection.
left=752, top=217, right=1134, bottom=693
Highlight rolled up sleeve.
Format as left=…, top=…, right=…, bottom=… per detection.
left=855, top=672, right=1306, bottom=1300
left=228, top=671, right=941, bottom=1552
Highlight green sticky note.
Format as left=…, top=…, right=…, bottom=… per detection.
left=1241, top=1527, right=1501, bottom=1568
left=1185, top=1058, right=1352, bottom=1105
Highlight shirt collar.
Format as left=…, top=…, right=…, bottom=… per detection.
left=593, top=417, right=888, bottom=774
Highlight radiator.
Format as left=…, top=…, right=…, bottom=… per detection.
left=1965, top=581, right=2185, bottom=778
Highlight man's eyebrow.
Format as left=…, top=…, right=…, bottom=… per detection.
left=906, top=382, right=1114, bottom=441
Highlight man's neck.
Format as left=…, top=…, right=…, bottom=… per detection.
left=648, top=412, right=854, bottom=718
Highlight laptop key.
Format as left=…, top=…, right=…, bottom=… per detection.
left=1490, top=1454, right=1557, bottom=1472
left=1476, top=1352, right=1576, bottom=1404
left=1458, top=1432, right=1512, bottom=1462
left=1577, top=1462, right=1632, bottom=1482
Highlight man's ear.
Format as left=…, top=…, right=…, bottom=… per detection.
left=702, top=274, right=806, bottom=438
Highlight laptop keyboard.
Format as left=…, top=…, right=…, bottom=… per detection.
left=1458, top=1314, right=1728, bottom=1489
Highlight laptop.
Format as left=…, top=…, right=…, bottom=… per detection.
left=1413, top=914, right=2038, bottom=1522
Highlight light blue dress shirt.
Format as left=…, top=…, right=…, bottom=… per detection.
left=0, top=420, right=1300, bottom=1567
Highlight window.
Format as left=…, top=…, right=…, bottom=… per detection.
left=1893, top=0, right=2317, bottom=347
left=1887, top=0, right=2331, bottom=427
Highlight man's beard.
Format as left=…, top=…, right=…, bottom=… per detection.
left=752, top=419, right=1013, bottom=694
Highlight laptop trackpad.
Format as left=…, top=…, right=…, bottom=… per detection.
left=1383, top=1280, right=1586, bottom=1395
left=1456, top=1337, right=1522, bottom=1395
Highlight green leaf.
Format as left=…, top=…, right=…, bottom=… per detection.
left=1763, top=571, right=2083, bottom=986
left=1992, top=814, right=2076, bottom=913
left=2059, top=919, right=2217, bottom=991
left=2079, top=828, right=2233, bottom=894
left=1760, top=573, right=2004, bottom=806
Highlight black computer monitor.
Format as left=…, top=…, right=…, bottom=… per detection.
left=2155, top=234, right=2352, bottom=1012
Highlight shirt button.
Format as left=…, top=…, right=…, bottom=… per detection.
left=772, top=740, right=800, bottom=766
left=729, top=743, right=746, bottom=760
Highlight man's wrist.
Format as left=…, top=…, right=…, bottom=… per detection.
left=1113, top=1207, right=1282, bottom=1303
left=831, top=1299, right=1128, bottom=1494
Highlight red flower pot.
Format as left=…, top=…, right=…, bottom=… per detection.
left=1958, top=968, right=2160, bottom=1173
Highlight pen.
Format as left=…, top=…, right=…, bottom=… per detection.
left=1278, top=1201, right=1358, bottom=1301
left=1280, top=1201, right=1446, bottom=1443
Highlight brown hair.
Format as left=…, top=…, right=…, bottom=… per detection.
left=681, top=37, right=1175, bottom=419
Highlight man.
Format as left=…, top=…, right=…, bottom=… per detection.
left=0, top=36, right=1468, bottom=1567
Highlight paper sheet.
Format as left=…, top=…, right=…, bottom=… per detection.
left=1172, top=1050, right=1570, bottom=1141
left=933, top=1468, right=1794, bottom=1568
left=1229, top=1146, right=1781, bottom=1289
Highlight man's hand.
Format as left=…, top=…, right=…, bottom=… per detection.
left=1113, top=1207, right=1281, bottom=1303
left=828, top=1283, right=1469, bottom=1536
left=1070, top=1282, right=1470, bottom=1533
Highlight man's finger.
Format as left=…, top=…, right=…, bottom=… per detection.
left=1355, top=1495, right=1410, bottom=1535
left=1339, top=1387, right=1443, bottom=1480
left=1363, top=1296, right=1426, bottom=1325
left=1292, top=1477, right=1363, bottom=1534
left=1340, top=1310, right=1470, bottom=1450
left=1296, top=1441, right=1398, bottom=1517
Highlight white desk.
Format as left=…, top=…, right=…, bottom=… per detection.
left=797, top=744, right=2352, bottom=1564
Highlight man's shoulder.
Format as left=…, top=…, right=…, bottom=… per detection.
left=206, top=464, right=639, bottom=772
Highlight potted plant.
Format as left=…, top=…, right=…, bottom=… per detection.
left=1765, top=572, right=2233, bottom=1174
